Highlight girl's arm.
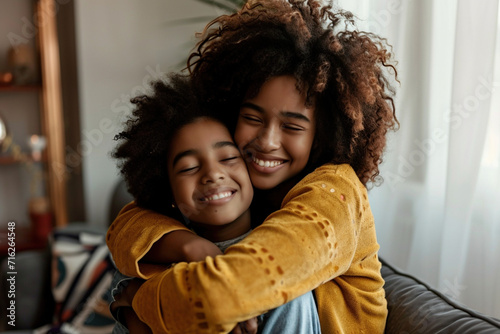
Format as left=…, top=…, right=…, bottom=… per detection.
left=142, top=229, right=223, bottom=263
left=132, top=165, right=382, bottom=333
left=107, top=202, right=221, bottom=279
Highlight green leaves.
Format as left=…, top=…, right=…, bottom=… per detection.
left=194, top=0, right=247, bottom=13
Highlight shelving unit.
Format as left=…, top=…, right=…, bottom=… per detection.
left=0, top=84, right=41, bottom=92
left=0, top=155, right=44, bottom=164
left=0, top=0, right=67, bottom=238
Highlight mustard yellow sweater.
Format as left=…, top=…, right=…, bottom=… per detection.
left=106, top=164, right=387, bottom=333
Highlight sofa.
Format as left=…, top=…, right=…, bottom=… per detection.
left=381, top=260, right=500, bottom=333
left=2, top=181, right=500, bottom=333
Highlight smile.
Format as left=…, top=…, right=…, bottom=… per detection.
left=201, top=191, right=233, bottom=202
left=252, top=157, right=284, bottom=168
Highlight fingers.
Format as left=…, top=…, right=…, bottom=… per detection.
left=243, top=317, right=259, bottom=334
left=110, top=292, right=130, bottom=312
left=230, top=318, right=259, bottom=334
left=230, top=324, right=243, bottom=334
left=122, top=278, right=144, bottom=305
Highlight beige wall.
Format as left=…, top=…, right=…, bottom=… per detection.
left=75, top=0, right=220, bottom=226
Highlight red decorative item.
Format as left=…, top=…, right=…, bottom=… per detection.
left=30, top=212, right=53, bottom=241
left=29, top=197, right=53, bottom=241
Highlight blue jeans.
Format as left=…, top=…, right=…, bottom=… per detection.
left=110, top=270, right=133, bottom=334
left=110, top=270, right=321, bottom=333
left=259, top=291, right=321, bottom=334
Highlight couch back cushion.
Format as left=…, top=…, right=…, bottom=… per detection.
left=381, top=259, right=500, bottom=333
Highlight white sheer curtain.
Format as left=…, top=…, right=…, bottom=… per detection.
left=336, top=0, right=500, bottom=319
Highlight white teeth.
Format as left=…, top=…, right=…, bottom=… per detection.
left=203, top=191, right=232, bottom=202
left=253, top=157, right=283, bottom=168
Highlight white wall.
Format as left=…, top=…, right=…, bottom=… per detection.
left=75, top=0, right=220, bottom=226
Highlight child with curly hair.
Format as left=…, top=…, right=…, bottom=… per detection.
left=110, top=75, right=321, bottom=334
left=108, top=0, right=398, bottom=332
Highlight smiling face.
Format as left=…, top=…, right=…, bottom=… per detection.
left=167, top=118, right=253, bottom=241
left=235, top=76, right=316, bottom=190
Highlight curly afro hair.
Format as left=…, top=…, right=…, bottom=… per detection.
left=113, top=74, right=222, bottom=215
left=188, top=0, right=399, bottom=186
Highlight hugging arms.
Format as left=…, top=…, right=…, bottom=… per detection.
left=108, top=0, right=398, bottom=332
left=109, top=164, right=385, bottom=333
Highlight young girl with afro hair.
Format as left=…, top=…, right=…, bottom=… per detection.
left=107, top=0, right=399, bottom=333
left=110, top=74, right=321, bottom=334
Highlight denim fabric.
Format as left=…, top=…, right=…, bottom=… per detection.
left=259, top=291, right=321, bottom=334
left=110, top=270, right=133, bottom=334
left=112, top=320, right=129, bottom=334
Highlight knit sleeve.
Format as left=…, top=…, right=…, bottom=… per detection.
left=106, top=201, right=192, bottom=279
left=133, top=164, right=365, bottom=333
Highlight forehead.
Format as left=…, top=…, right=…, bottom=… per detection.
left=247, top=76, right=315, bottom=120
left=169, top=119, right=234, bottom=155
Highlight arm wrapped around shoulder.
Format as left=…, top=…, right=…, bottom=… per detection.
left=133, top=164, right=377, bottom=333
left=106, top=202, right=191, bottom=279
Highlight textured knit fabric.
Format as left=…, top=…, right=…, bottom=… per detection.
left=106, top=203, right=191, bottom=279
left=106, top=164, right=387, bottom=333
left=109, top=229, right=320, bottom=334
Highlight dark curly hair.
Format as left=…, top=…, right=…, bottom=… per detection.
left=113, top=74, right=221, bottom=215
left=188, top=0, right=399, bottom=186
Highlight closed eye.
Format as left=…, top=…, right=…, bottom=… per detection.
left=282, top=123, right=305, bottom=131
left=241, top=114, right=262, bottom=124
left=221, top=156, right=239, bottom=161
left=178, top=166, right=199, bottom=174
left=220, top=156, right=242, bottom=164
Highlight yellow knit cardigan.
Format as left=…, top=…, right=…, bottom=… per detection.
left=107, top=164, right=387, bottom=333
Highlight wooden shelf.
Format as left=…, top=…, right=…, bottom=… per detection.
left=0, top=155, right=20, bottom=165
left=0, top=0, right=68, bottom=227
left=0, top=226, right=48, bottom=255
left=0, top=154, right=44, bottom=165
left=0, top=84, right=42, bottom=92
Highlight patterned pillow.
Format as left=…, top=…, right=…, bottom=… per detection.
left=38, top=229, right=115, bottom=334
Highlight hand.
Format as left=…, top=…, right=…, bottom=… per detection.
left=122, top=307, right=152, bottom=334
left=230, top=317, right=259, bottom=334
left=141, top=230, right=222, bottom=264
left=110, top=278, right=144, bottom=312
left=181, top=233, right=223, bottom=262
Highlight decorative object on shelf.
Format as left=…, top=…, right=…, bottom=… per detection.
left=26, top=135, right=46, bottom=199
left=29, top=196, right=53, bottom=241
left=0, top=72, right=13, bottom=85
left=7, top=44, right=39, bottom=85
left=0, top=112, right=8, bottom=149
left=28, top=134, right=47, bottom=161
left=1, top=133, right=46, bottom=199
left=1, top=135, right=24, bottom=162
